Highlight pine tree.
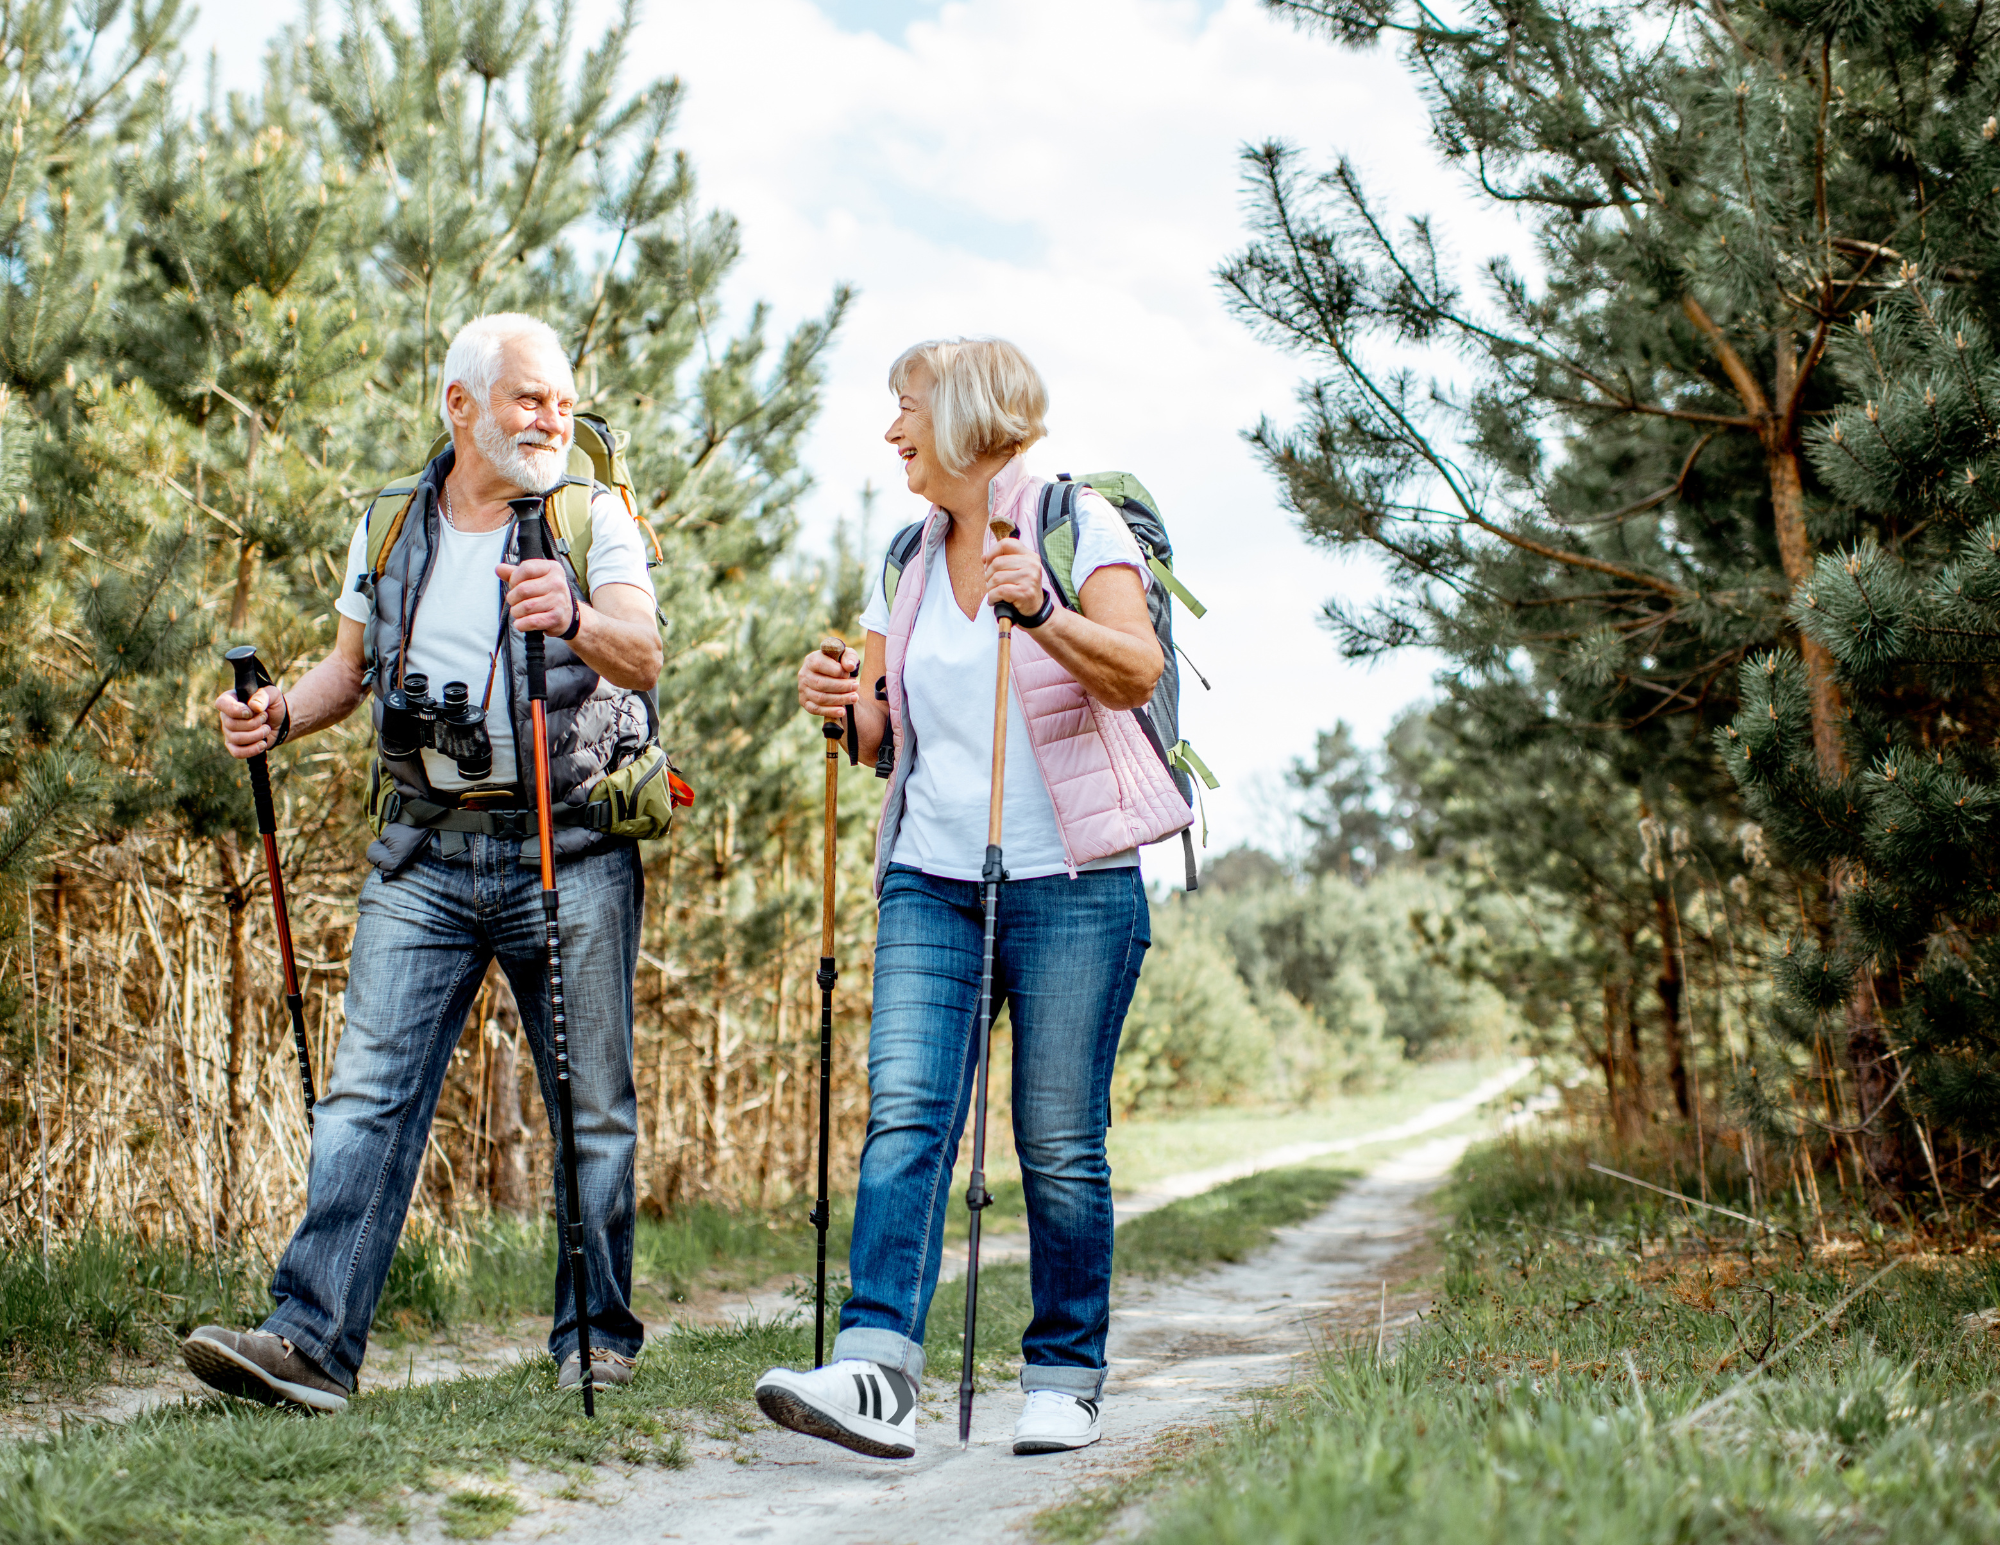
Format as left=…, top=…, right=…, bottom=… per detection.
left=1229, top=0, right=2000, bottom=1147
left=0, top=0, right=862, bottom=1239
left=1289, top=721, right=1396, bottom=878
left=1721, top=269, right=2000, bottom=1207
left=0, top=0, right=188, bottom=907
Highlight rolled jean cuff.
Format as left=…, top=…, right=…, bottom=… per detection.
left=1021, top=1362, right=1107, bottom=1399
left=831, top=1327, right=925, bottom=1386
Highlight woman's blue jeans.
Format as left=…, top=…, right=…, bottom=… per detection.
left=262, top=836, right=644, bottom=1389
left=833, top=862, right=1150, bottom=1398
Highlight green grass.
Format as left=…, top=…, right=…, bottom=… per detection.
left=922, top=1262, right=1035, bottom=1385
left=1117, top=1164, right=1357, bottom=1276
left=1039, top=1136, right=2000, bottom=1544
left=0, top=1197, right=855, bottom=1400
left=942, top=1054, right=1513, bottom=1251
left=0, top=1235, right=264, bottom=1393
left=0, top=1312, right=848, bottom=1543
left=436, top=1488, right=519, bottom=1540
left=1102, top=1056, right=1517, bottom=1194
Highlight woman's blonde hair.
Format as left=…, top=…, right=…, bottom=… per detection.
left=889, top=337, right=1048, bottom=475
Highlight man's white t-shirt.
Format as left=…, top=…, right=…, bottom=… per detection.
left=335, top=490, right=652, bottom=792
left=857, top=487, right=1148, bottom=881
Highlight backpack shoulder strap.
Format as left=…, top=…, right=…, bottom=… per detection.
left=547, top=476, right=597, bottom=596
left=1038, top=476, right=1084, bottom=610
left=362, top=475, right=426, bottom=586
left=881, top=519, right=926, bottom=614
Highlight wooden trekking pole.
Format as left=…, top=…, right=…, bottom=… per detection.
left=810, top=635, right=857, bottom=1367
left=510, top=496, right=596, bottom=1419
left=224, top=645, right=317, bottom=1134
left=959, top=512, right=1019, bottom=1448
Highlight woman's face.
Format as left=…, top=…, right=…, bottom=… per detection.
left=885, top=365, right=942, bottom=501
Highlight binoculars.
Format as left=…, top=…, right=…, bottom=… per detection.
left=381, top=673, right=494, bottom=781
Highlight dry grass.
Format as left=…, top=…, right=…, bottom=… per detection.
left=0, top=799, right=875, bottom=1263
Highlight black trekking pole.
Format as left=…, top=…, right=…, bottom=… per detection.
left=959, top=511, right=1019, bottom=1448
left=511, top=497, right=596, bottom=1420
left=810, top=636, right=857, bottom=1368
left=224, top=646, right=317, bottom=1134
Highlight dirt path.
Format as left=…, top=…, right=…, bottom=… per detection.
left=439, top=1131, right=1476, bottom=1545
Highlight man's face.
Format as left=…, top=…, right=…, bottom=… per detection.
left=464, top=336, right=577, bottom=494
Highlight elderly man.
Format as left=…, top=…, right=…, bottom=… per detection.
left=184, top=313, right=664, bottom=1411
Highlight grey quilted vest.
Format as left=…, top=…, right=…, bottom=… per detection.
left=358, top=447, right=653, bottom=875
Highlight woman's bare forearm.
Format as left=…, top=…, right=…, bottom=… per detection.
left=1026, top=606, right=1161, bottom=711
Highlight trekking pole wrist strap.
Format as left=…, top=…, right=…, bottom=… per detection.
left=1013, top=589, right=1056, bottom=630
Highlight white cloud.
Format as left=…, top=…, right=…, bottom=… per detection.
left=184, top=0, right=1534, bottom=882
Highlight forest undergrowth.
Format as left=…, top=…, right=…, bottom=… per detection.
left=1042, top=1133, right=2000, bottom=1544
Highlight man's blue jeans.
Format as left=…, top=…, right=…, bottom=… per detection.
left=263, top=836, right=644, bottom=1389
left=832, top=862, right=1149, bottom=1399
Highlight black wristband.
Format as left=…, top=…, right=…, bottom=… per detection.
left=1015, top=589, right=1057, bottom=629
left=271, top=703, right=292, bottom=748
left=558, top=589, right=584, bottom=641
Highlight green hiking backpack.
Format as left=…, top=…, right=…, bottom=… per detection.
left=879, top=470, right=1217, bottom=888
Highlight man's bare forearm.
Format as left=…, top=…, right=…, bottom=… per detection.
left=284, top=650, right=370, bottom=739
left=568, top=585, right=663, bottom=691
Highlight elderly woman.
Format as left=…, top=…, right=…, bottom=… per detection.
left=755, top=338, right=1189, bottom=1458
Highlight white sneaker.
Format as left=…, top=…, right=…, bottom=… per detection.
left=754, top=1359, right=918, bottom=1459
left=1013, top=1389, right=1101, bottom=1454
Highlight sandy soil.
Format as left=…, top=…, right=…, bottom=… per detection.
left=366, top=1131, right=1479, bottom=1545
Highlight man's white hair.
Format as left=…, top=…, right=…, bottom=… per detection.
left=437, top=313, right=570, bottom=431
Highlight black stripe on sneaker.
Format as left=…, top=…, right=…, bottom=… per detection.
left=852, top=1372, right=869, bottom=1416
left=1079, top=1399, right=1099, bottom=1418
left=882, top=1367, right=915, bottom=1424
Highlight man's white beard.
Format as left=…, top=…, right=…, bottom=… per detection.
left=473, top=406, right=569, bottom=494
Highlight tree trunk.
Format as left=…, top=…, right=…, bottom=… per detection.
left=1766, top=442, right=1849, bottom=779
left=1652, top=883, right=1691, bottom=1119
left=1600, top=975, right=1633, bottom=1139
left=482, top=966, right=531, bottom=1214
left=1850, top=974, right=1914, bottom=1213
left=1761, top=338, right=1913, bottom=1204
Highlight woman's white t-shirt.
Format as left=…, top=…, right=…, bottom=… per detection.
left=857, top=488, right=1149, bottom=881
left=334, top=491, right=652, bottom=792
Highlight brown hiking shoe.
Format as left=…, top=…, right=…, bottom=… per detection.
left=557, top=1348, right=636, bottom=1389
left=181, top=1326, right=349, bottom=1413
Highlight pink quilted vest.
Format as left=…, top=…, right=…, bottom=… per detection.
left=873, top=456, right=1192, bottom=894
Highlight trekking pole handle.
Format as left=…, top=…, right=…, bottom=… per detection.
left=509, top=497, right=550, bottom=700
left=819, top=636, right=859, bottom=763
left=988, top=514, right=1025, bottom=625
left=224, top=645, right=279, bottom=835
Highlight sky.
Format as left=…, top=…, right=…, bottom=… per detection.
left=181, top=0, right=1536, bottom=883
